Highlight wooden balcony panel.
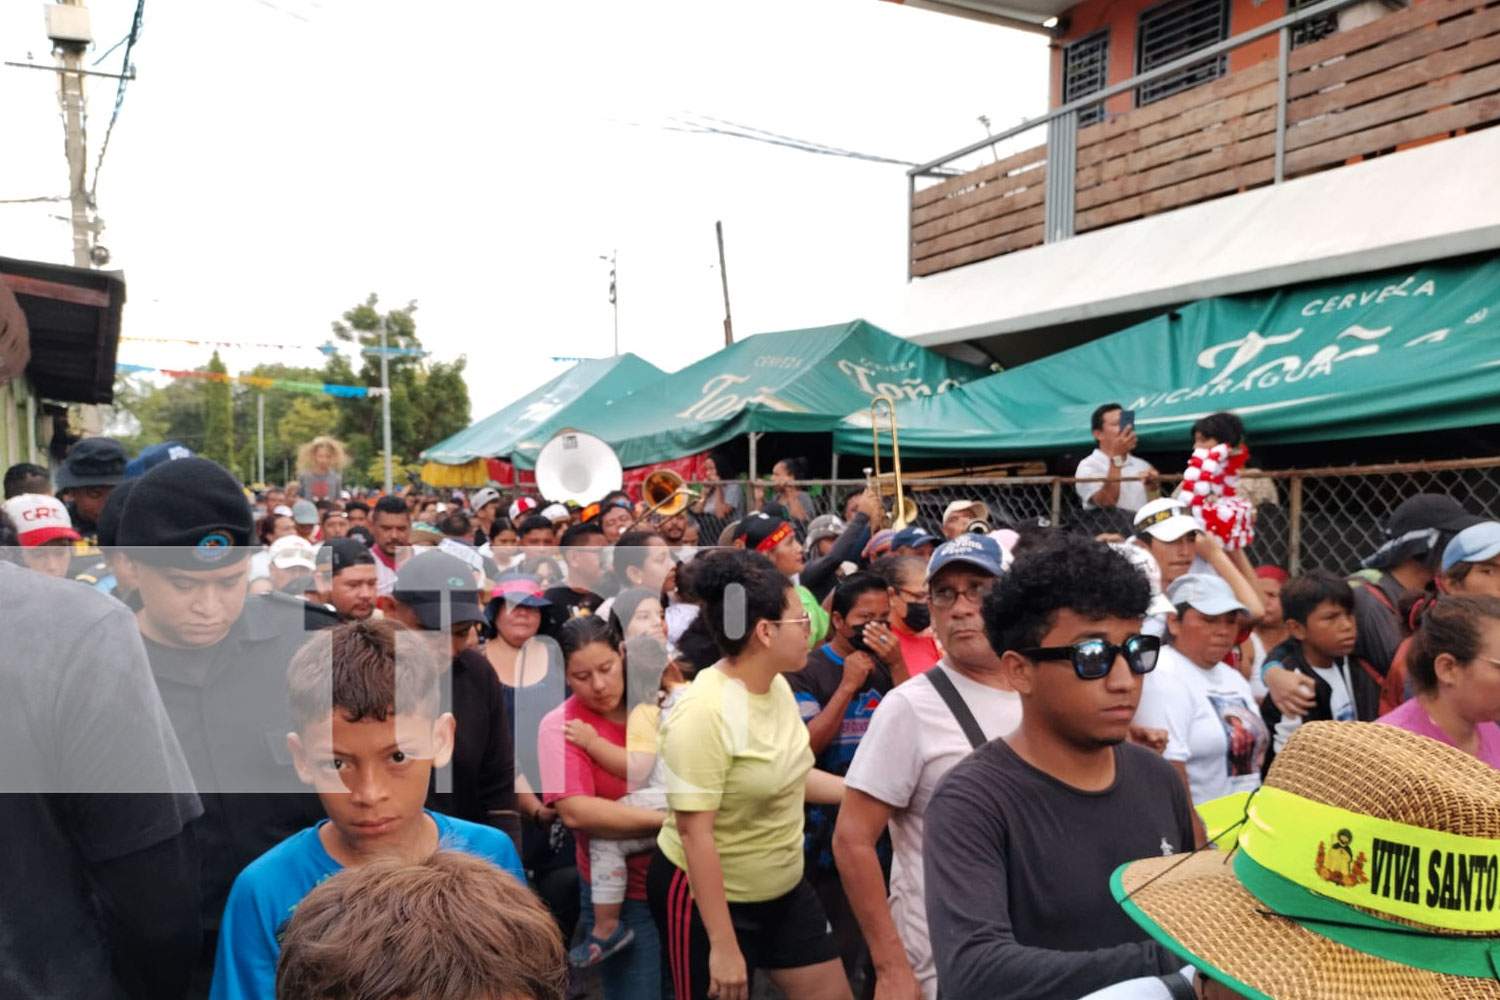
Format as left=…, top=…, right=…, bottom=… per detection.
left=911, top=201, right=1049, bottom=262
left=1075, top=61, right=1277, bottom=156
left=913, top=143, right=1050, bottom=211
left=910, top=224, right=1046, bottom=276
left=1285, top=92, right=1500, bottom=174
left=1289, top=20, right=1500, bottom=123
left=1080, top=95, right=1278, bottom=193
left=1075, top=158, right=1277, bottom=232
left=911, top=176, right=1047, bottom=244
left=1076, top=66, right=1278, bottom=168
left=1287, top=61, right=1500, bottom=152
left=1288, top=0, right=1494, bottom=92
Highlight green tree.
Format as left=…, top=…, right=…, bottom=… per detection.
left=202, top=351, right=235, bottom=467
left=329, top=294, right=470, bottom=474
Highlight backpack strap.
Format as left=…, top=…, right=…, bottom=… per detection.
left=926, top=667, right=987, bottom=750
left=1158, top=972, right=1197, bottom=1000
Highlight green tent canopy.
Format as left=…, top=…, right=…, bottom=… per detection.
left=835, top=253, right=1500, bottom=457
left=510, top=319, right=988, bottom=470
left=422, top=353, right=663, bottom=465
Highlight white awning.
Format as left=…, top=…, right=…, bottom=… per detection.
left=869, top=127, right=1500, bottom=360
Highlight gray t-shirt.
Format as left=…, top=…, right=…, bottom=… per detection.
left=924, top=738, right=1194, bottom=1000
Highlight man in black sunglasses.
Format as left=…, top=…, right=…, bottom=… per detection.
left=923, top=533, right=1196, bottom=1000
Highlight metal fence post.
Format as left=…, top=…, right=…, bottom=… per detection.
left=1288, top=473, right=1304, bottom=573
left=1050, top=477, right=1063, bottom=526
left=1043, top=110, right=1077, bottom=242
left=1275, top=25, right=1290, bottom=183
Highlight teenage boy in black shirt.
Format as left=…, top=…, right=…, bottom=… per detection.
left=542, top=520, right=610, bottom=636
left=924, top=533, right=1194, bottom=1000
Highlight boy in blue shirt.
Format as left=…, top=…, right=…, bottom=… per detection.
left=210, top=618, right=526, bottom=1000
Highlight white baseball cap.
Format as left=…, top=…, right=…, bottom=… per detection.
left=1112, top=541, right=1175, bottom=617
left=2, top=493, right=80, bottom=547
left=942, top=499, right=990, bottom=525
left=1166, top=573, right=1249, bottom=617
left=540, top=503, right=570, bottom=525
left=1133, top=498, right=1201, bottom=542
left=269, top=534, right=317, bottom=571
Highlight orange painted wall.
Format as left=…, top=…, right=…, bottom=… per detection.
left=1048, top=0, right=1281, bottom=113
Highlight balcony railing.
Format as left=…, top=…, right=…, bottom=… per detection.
left=909, top=0, right=1500, bottom=277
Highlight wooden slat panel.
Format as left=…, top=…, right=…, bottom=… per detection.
left=1287, top=61, right=1500, bottom=152
left=1290, top=0, right=1500, bottom=99
left=1076, top=158, right=1276, bottom=231
left=911, top=160, right=1047, bottom=228
left=1076, top=61, right=1277, bottom=154
left=912, top=143, right=1048, bottom=210
left=1288, top=0, right=1488, bottom=72
left=1077, top=97, right=1277, bottom=191
left=911, top=202, right=1048, bottom=261
left=911, top=178, right=1046, bottom=243
left=1285, top=92, right=1500, bottom=174
left=1077, top=75, right=1277, bottom=169
left=1290, top=21, right=1500, bottom=122
left=910, top=225, right=1046, bottom=277
left=1076, top=132, right=1277, bottom=211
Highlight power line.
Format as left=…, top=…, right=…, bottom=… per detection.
left=89, top=0, right=145, bottom=202
left=660, top=112, right=929, bottom=168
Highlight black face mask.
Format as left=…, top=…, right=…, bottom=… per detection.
left=903, top=602, right=932, bottom=633
left=849, top=623, right=874, bottom=652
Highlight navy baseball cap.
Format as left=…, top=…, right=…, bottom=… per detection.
left=892, top=526, right=940, bottom=551
left=926, top=533, right=1005, bottom=582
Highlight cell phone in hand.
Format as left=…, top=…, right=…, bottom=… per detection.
left=1119, top=409, right=1136, bottom=434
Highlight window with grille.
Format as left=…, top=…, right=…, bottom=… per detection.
left=1134, top=0, right=1230, bottom=106
left=1062, top=30, right=1110, bottom=127
left=1287, top=0, right=1338, bottom=49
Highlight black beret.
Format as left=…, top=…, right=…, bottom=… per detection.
left=118, top=458, right=254, bottom=568
left=95, top=478, right=137, bottom=549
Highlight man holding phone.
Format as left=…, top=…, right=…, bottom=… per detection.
left=1076, top=403, right=1160, bottom=516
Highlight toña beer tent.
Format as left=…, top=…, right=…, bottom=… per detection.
left=421, top=353, right=663, bottom=484
left=835, top=252, right=1500, bottom=457
left=508, top=319, right=988, bottom=470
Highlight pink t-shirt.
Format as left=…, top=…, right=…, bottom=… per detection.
left=1377, top=698, right=1500, bottom=769
left=893, top=621, right=942, bottom=677
left=538, top=695, right=650, bottom=899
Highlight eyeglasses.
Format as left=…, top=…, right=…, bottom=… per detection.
left=1017, top=634, right=1161, bottom=680
left=931, top=581, right=992, bottom=608
left=894, top=586, right=930, bottom=604
left=772, top=614, right=812, bottom=633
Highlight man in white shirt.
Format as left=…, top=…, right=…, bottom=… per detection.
left=833, top=534, right=1023, bottom=1000
left=1076, top=403, right=1159, bottom=515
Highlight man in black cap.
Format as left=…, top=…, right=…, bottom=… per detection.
left=56, top=436, right=128, bottom=580
left=379, top=549, right=520, bottom=847
left=310, top=537, right=378, bottom=624
left=116, top=456, right=328, bottom=995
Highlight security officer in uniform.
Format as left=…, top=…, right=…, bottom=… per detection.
left=116, top=456, right=327, bottom=997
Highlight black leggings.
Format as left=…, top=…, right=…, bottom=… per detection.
left=646, top=848, right=838, bottom=1000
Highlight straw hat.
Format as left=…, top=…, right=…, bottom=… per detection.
left=1113, top=722, right=1500, bottom=999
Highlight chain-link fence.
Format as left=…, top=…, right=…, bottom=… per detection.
left=689, top=457, right=1500, bottom=575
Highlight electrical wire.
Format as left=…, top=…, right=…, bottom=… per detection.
left=89, top=0, right=145, bottom=203
left=659, top=112, right=929, bottom=168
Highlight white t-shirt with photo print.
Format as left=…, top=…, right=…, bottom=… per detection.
left=1134, top=645, right=1268, bottom=806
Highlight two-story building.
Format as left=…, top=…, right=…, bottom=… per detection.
left=881, top=0, right=1500, bottom=372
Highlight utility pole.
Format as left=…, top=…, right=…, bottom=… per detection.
left=379, top=319, right=393, bottom=493
left=601, top=251, right=618, bottom=355
left=716, top=221, right=734, bottom=346
left=256, top=392, right=265, bottom=485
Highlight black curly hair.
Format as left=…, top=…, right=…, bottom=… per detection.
left=692, top=547, right=790, bottom=658
left=982, top=533, right=1151, bottom=655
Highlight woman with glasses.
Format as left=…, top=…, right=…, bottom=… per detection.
left=924, top=534, right=1194, bottom=1000
left=646, top=548, right=851, bottom=1000
left=1377, top=595, right=1500, bottom=767
left=1133, top=573, right=1269, bottom=827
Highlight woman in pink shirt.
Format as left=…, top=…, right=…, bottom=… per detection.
left=1377, top=595, right=1500, bottom=768
left=538, top=616, right=667, bottom=1000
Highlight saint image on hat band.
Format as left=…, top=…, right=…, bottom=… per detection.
left=1112, top=722, right=1500, bottom=1000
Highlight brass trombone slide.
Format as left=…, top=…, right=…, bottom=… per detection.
left=868, top=394, right=917, bottom=529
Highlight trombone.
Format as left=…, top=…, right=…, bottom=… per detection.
left=867, top=394, right=917, bottom=530
left=627, top=469, right=702, bottom=530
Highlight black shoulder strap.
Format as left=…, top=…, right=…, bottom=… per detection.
left=1158, top=972, right=1197, bottom=1000
left=926, top=667, right=987, bottom=750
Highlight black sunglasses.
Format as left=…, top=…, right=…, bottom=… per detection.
left=1017, top=634, right=1161, bottom=680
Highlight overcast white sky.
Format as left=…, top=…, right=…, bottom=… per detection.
left=2, top=0, right=1047, bottom=424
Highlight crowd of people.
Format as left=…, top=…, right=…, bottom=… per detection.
left=5, top=410, right=1500, bottom=1000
